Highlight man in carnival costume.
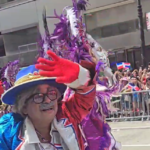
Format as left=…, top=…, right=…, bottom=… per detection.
left=0, top=49, right=97, bottom=150
left=0, top=58, right=120, bottom=150
left=0, top=0, right=121, bottom=150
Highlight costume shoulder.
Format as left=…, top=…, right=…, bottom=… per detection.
left=0, top=113, right=24, bottom=150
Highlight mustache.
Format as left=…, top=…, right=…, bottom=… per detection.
left=39, top=101, right=55, bottom=110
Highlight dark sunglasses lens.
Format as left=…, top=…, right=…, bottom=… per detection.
left=47, top=90, right=57, bottom=101
left=33, top=94, right=44, bottom=103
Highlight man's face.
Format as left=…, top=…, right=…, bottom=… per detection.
left=124, top=72, right=128, bottom=77
left=122, top=80, right=128, bottom=86
left=132, top=72, right=137, bottom=77
left=130, top=78, right=137, bottom=84
left=147, top=78, right=150, bottom=84
left=23, top=84, right=61, bottom=123
left=147, top=72, right=150, bottom=77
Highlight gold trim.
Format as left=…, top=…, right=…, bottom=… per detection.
left=15, top=74, right=42, bottom=86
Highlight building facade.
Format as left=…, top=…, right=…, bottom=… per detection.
left=0, top=0, right=150, bottom=69
left=84, top=0, right=150, bottom=69
left=0, top=0, right=73, bottom=67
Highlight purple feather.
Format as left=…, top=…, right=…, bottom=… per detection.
left=77, top=0, right=89, bottom=11
left=37, top=35, right=45, bottom=58
left=96, top=61, right=104, bottom=72
left=2, top=60, right=19, bottom=90
left=96, top=61, right=109, bottom=86
left=44, top=3, right=93, bottom=63
left=99, top=124, right=112, bottom=149
left=81, top=99, right=111, bottom=150
left=96, top=92, right=109, bottom=116
left=81, top=84, right=120, bottom=150
left=3, top=80, right=11, bottom=91
left=51, top=22, right=68, bottom=41
left=48, top=10, right=69, bottom=42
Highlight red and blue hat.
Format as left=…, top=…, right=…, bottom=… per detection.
left=1, top=65, right=67, bottom=105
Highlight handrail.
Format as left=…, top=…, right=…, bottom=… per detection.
left=121, top=90, right=150, bottom=95
left=18, top=42, right=38, bottom=52
left=18, top=42, right=37, bottom=48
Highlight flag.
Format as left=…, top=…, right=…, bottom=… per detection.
left=124, top=62, right=131, bottom=68
left=116, top=62, right=124, bottom=70
left=128, top=84, right=140, bottom=91
left=133, top=86, right=140, bottom=91
left=128, top=84, right=133, bottom=90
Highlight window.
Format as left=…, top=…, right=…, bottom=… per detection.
left=118, top=52, right=126, bottom=63
left=86, top=19, right=138, bottom=38
left=2, top=27, right=38, bottom=67
left=100, top=20, right=137, bottom=38
left=18, top=27, right=38, bottom=52
left=128, top=20, right=136, bottom=32
left=127, top=51, right=134, bottom=68
left=112, top=24, right=119, bottom=36
left=0, top=35, right=5, bottom=57
left=134, top=50, right=142, bottom=67
left=118, top=22, right=129, bottom=34
left=3, top=26, right=38, bottom=55
left=109, top=56, right=116, bottom=67
left=88, top=27, right=101, bottom=39
left=0, top=0, right=15, bottom=5
left=101, top=25, right=113, bottom=38
left=84, top=12, right=97, bottom=31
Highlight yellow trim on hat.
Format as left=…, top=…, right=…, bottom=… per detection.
left=15, top=73, right=42, bottom=86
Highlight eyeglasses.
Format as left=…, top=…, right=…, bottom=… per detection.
left=26, top=90, right=58, bottom=104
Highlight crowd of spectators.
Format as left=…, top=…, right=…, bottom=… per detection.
left=112, top=63, right=150, bottom=115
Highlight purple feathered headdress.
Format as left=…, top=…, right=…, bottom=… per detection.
left=41, top=0, right=92, bottom=63
left=1, top=60, right=19, bottom=90
left=77, top=0, right=89, bottom=11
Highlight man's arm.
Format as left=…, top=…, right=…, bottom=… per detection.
left=64, top=61, right=96, bottom=123
left=35, top=51, right=96, bottom=122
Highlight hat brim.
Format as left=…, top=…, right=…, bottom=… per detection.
left=2, top=78, right=67, bottom=105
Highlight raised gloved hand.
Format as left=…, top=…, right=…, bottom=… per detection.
left=35, top=50, right=80, bottom=84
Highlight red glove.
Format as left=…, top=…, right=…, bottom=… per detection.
left=35, top=50, right=80, bottom=84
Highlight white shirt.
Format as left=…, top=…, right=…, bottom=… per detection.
left=18, top=117, right=79, bottom=150
left=39, top=143, right=54, bottom=150
left=21, top=117, right=55, bottom=150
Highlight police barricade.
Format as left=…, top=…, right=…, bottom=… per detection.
left=106, top=90, right=150, bottom=122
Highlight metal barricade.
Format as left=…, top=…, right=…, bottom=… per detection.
left=106, top=90, right=150, bottom=122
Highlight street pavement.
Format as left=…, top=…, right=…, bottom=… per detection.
left=109, top=121, right=150, bottom=150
